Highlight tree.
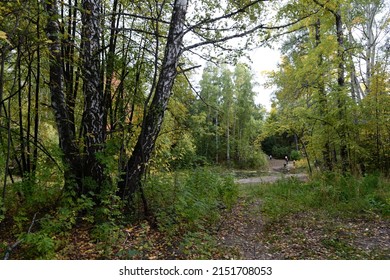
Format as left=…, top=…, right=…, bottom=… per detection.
left=193, top=63, right=265, bottom=168
left=265, top=0, right=389, bottom=175
left=80, top=0, right=106, bottom=193
left=118, top=0, right=190, bottom=203
left=1, top=0, right=328, bottom=222
left=45, top=0, right=82, bottom=192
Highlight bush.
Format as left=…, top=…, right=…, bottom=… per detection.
left=143, top=168, right=238, bottom=235
left=241, top=151, right=268, bottom=170
left=21, top=232, right=56, bottom=259
left=290, top=150, right=301, bottom=160
left=271, top=145, right=290, bottom=159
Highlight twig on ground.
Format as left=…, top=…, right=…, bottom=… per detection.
left=3, top=212, right=38, bottom=260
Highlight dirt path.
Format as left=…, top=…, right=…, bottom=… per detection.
left=217, top=161, right=390, bottom=260
left=217, top=159, right=297, bottom=259
left=235, top=159, right=308, bottom=184
left=217, top=199, right=281, bottom=259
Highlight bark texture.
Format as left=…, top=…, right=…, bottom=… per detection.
left=45, top=0, right=82, bottom=191
left=119, top=0, right=189, bottom=202
left=81, top=0, right=106, bottom=190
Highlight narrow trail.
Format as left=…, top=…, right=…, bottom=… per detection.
left=217, top=160, right=390, bottom=260
left=217, top=198, right=280, bottom=259
left=217, top=159, right=306, bottom=259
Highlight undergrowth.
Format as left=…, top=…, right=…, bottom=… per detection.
left=251, top=173, right=390, bottom=259
left=252, top=173, right=389, bottom=220
left=0, top=167, right=238, bottom=259
left=118, top=168, right=239, bottom=259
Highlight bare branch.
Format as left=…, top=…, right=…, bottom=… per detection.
left=185, top=0, right=267, bottom=35
left=184, top=10, right=318, bottom=51
left=105, top=12, right=171, bottom=25
left=3, top=212, right=38, bottom=260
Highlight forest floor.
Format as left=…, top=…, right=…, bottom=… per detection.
left=3, top=160, right=388, bottom=260
left=54, top=160, right=389, bottom=260
left=216, top=159, right=390, bottom=259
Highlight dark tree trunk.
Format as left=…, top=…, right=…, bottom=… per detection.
left=17, top=43, right=27, bottom=176
left=315, top=19, right=332, bottom=171
left=62, top=0, right=78, bottom=137
left=32, top=0, right=41, bottom=173
left=119, top=0, right=189, bottom=203
left=81, top=0, right=106, bottom=191
left=335, top=10, right=349, bottom=174
left=45, top=0, right=82, bottom=192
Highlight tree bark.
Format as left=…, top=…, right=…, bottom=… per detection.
left=335, top=10, right=349, bottom=174
left=32, top=0, right=41, bottom=173
left=45, top=0, right=82, bottom=192
left=81, top=0, right=106, bottom=190
left=119, top=0, right=189, bottom=202
left=314, top=19, right=332, bottom=171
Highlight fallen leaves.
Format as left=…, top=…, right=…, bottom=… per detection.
left=260, top=212, right=390, bottom=259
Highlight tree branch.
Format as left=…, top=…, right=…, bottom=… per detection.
left=185, top=0, right=267, bottom=35
left=3, top=212, right=38, bottom=260
left=184, top=11, right=318, bottom=51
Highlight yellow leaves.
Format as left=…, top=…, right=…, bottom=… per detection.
left=0, top=31, right=6, bottom=40
left=0, top=30, right=11, bottom=46
left=352, top=16, right=365, bottom=25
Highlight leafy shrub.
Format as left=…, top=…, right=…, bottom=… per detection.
left=238, top=151, right=268, bottom=170
left=21, top=232, right=56, bottom=259
left=271, top=145, right=290, bottom=159
left=144, top=168, right=238, bottom=235
left=91, top=222, right=122, bottom=258
left=290, top=150, right=301, bottom=160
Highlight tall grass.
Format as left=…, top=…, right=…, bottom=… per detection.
left=143, top=168, right=238, bottom=235
left=252, top=173, right=390, bottom=220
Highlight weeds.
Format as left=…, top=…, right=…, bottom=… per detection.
left=143, top=168, right=238, bottom=235
left=253, top=173, right=390, bottom=259
left=254, top=173, right=389, bottom=220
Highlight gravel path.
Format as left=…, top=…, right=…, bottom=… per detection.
left=235, top=159, right=309, bottom=184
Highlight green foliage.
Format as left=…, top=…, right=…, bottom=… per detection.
left=11, top=174, right=62, bottom=211
left=271, top=145, right=290, bottom=159
left=91, top=221, right=123, bottom=258
left=290, top=150, right=301, bottom=161
left=236, top=150, right=268, bottom=170
left=21, top=232, right=56, bottom=259
left=192, top=63, right=266, bottom=167
left=1, top=0, right=388, bottom=260
left=255, top=174, right=389, bottom=221
left=265, top=0, right=390, bottom=175
left=144, top=168, right=238, bottom=235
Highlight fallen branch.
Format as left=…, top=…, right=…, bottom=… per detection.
left=3, top=212, right=38, bottom=260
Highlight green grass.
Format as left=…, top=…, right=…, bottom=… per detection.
left=246, top=173, right=390, bottom=259
left=249, top=173, right=390, bottom=220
